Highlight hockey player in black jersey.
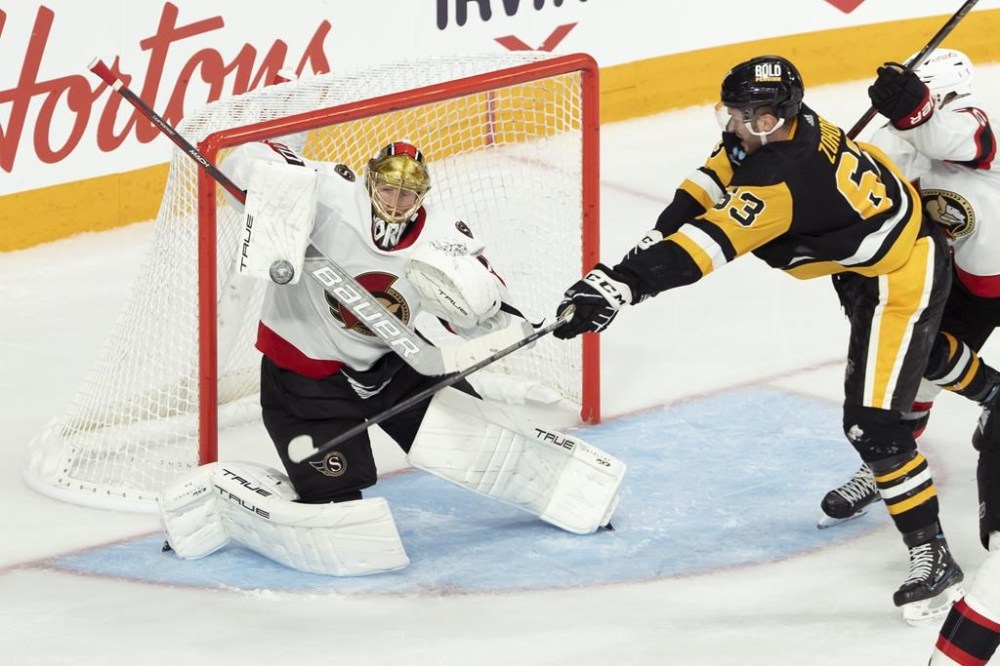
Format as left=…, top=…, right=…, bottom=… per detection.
left=553, top=54, right=964, bottom=624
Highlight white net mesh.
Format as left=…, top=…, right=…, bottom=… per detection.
left=25, top=52, right=595, bottom=511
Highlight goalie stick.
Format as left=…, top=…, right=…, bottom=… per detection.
left=287, top=306, right=574, bottom=464
left=87, top=57, right=519, bottom=377
left=846, top=0, right=980, bottom=139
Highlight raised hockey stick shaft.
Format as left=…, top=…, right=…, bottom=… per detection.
left=88, top=59, right=248, bottom=205
left=288, top=307, right=575, bottom=464
left=846, top=0, right=980, bottom=139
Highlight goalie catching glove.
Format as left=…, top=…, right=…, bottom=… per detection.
left=554, top=263, right=634, bottom=340
left=405, top=240, right=504, bottom=331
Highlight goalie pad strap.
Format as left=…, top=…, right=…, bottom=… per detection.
left=407, top=389, right=625, bottom=534
left=159, top=461, right=409, bottom=576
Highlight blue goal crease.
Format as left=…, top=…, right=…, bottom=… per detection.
left=47, top=386, right=884, bottom=594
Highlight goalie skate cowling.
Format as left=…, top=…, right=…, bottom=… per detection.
left=44, top=387, right=883, bottom=594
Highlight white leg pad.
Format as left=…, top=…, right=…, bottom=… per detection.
left=159, top=462, right=409, bottom=576
left=408, top=389, right=625, bottom=534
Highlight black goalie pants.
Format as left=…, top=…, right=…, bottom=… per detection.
left=260, top=352, right=477, bottom=504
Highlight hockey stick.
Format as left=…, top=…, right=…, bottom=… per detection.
left=846, top=0, right=980, bottom=139
left=88, top=58, right=464, bottom=377
left=287, top=306, right=574, bottom=463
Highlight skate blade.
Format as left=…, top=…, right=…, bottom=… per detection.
left=816, top=506, right=869, bottom=530
left=901, top=584, right=966, bottom=626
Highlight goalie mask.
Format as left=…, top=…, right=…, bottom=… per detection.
left=909, top=48, right=975, bottom=108
left=365, top=142, right=431, bottom=249
left=718, top=55, right=804, bottom=140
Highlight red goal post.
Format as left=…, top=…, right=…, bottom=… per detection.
left=25, top=52, right=600, bottom=511
left=196, top=53, right=602, bottom=466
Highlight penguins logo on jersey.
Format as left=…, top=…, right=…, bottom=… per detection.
left=922, top=189, right=975, bottom=239
left=325, top=271, right=411, bottom=335
left=309, top=451, right=347, bottom=477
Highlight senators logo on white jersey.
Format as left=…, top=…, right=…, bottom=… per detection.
left=324, top=272, right=411, bottom=336
left=221, top=140, right=508, bottom=378
left=922, top=189, right=975, bottom=239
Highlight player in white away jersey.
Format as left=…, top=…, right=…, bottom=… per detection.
left=225, top=140, right=516, bottom=501
left=816, top=50, right=1000, bottom=655
left=156, top=140, right=625, bottom=577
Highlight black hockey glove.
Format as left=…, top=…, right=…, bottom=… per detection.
left=868, top=63, right=934, bottom=130
left=554, top=263, right=633, bottom=340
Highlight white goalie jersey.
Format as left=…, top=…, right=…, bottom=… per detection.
left=221, top=141, right=516, bottom=378
left=870, top=97, right=1000, bottom=297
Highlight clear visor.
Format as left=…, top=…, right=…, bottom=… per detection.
left=714, top=102, right=784, bottom=140
left=714, top=102, right=736, bottom=132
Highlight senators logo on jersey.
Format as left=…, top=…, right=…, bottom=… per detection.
left=325, top=271, right=411, bottom=335
left=922, top=189, right=975, bottom=239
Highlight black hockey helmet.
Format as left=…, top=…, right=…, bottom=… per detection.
left=720, top=55, right=804, bottom=120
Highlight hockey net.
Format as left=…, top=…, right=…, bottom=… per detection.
left=24, top=52, right=600, bottom=511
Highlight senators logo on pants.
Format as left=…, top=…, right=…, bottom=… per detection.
left=309, top=451, right=347, bottom=477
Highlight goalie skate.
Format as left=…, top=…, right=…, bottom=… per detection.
left=817, top=463, right=881, bottom=529
left=894, top=537, right=965, bottom=626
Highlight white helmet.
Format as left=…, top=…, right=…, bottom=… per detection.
left=908, top=48, right=975, bottom=108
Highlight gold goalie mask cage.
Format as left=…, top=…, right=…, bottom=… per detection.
left=365, top=141, right=431, bottom=223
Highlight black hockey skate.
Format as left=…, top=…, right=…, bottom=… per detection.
left=894, top=536, right=965, bottom=625
left=817, top=463, right=880, bottom=529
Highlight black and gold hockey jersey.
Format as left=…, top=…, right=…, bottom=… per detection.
left=616, top=104, right=924, bottom=298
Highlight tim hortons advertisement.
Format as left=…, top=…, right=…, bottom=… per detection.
left=3, top=0, right=1000, bottom=251
left=4, top=0, right=1000, bottom=194
left=1, top=0, right=602, bottom=195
